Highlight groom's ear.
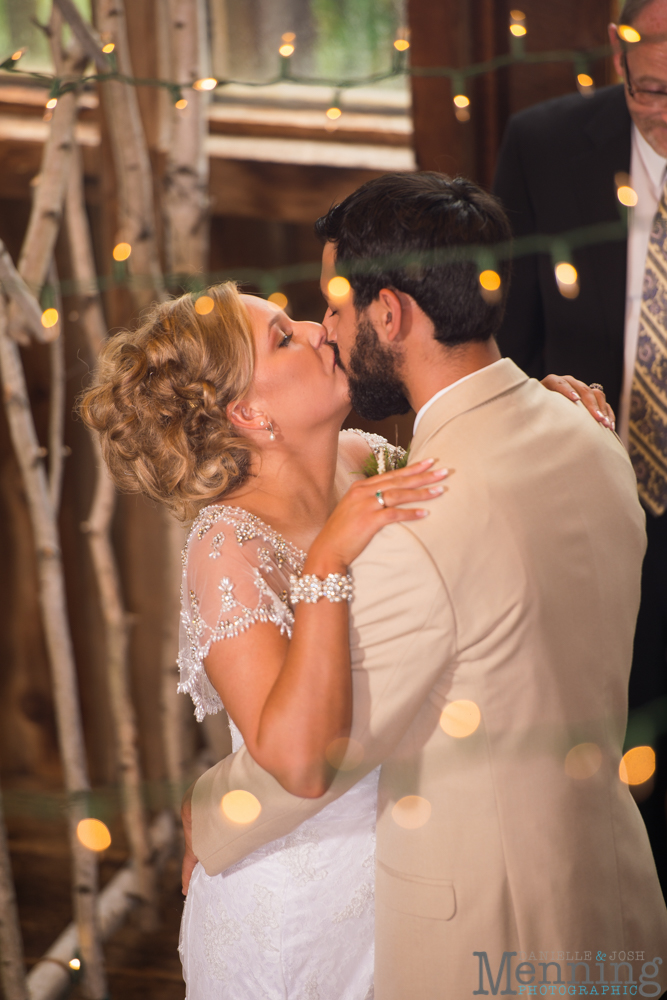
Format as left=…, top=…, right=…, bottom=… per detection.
left=367, top=288, right=407, bottom=345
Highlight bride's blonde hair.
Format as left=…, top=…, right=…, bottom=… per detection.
left=78, top=283, right=255, bottom=520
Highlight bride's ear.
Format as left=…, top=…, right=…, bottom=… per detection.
left=226, top=400, right=268, bottom=433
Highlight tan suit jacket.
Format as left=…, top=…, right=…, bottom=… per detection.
left=192, top=359, right=667, bottom=997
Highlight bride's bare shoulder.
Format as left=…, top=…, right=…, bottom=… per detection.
left=337, top=428, right=377, bottom=470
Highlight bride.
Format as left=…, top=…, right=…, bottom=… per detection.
left=79, top=282, right=612, bottom=999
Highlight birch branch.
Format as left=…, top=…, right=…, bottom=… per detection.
left=0, top=244, right=54, bottom=345
left=52, top=0, right=108, bottom=72
left=0, top=783, right=28, bottom=1000
left=0, top=291, right=106, bottom=1000
left=92, top=0, right=166, bottom=309
left=66, top=143, right=158, bottom=929
left=47, top=260, right=66, bottom=512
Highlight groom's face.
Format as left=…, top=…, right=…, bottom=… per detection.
left=320, top=242, right=410, bottom=420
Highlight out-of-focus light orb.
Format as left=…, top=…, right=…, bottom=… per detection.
left=268, top=291, right=289, bottom=310
left=113, top=242, right=132, bottom=262
left=102, top=42, right=115, bottom=54
left=69, top=958, right=81, bottom=971
left=11, top=49, right=25, bottom=61
left=326, top=106, right=342, bottom=120
left=41, top=308, right=59, bottom=329
left=617, top=184, right=638, bottom=207
left=325, top=736, right=364, bottom=771
left=394, top=39, right=410, bottom=51
left=221, top=789, right=262, bottom=824
left=564, top=742, right=602, bottom=780
left=555, top=262, right=578, bottom=285
left=77, top=818, right=111, bottom=852
left=510, top=8, right=526, bottom=18
left=46, top=98, right=58, bottom=109
left=193, top=77, right=218, bottom=91
left=577, top=73, right=594, bottom=88
left=618, top=24, right=641, bottom=43
left=175, top=98, right=188, bottom=110
left=439, top=699, right=481, bottom=738
left=195, top=295, right=215, bottom=315
left=510, top=24, right=527, bottom=36
left=453, top=94, right=470, bottom=108
left=328, top=276, right=351, bottom=299
left=282, top=32, right=296, bottom=43
left=619, top=746, right=656, bottom=785
left=479, top=270, right=501, bottom=292
left=279, top=44, right=295, bottom=57
left=392, top=795, right=432, bottom=829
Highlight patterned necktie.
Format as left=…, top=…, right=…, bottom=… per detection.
left=628, top=176, right=667, bottom=517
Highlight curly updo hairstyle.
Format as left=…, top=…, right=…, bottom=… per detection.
left=78, top=282, right=255, bottom=520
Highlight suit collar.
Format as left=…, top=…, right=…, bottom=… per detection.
left=411, top=357, right=528, bottom=451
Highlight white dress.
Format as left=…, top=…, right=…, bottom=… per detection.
left=177, top=430, right=402, bottom=1000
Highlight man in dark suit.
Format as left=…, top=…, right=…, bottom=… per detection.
left=494, top=0, right=667, bottom=895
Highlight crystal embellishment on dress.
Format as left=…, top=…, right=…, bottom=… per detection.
left=209, top=531, right=225, bottom=558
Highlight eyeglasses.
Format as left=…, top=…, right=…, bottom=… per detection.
left=622, top=51, right=667, bottom=107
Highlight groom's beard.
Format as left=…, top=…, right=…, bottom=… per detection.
left=344, top=317, right=411, bottom=421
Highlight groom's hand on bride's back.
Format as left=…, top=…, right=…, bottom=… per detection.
left=541, top=374, right=615, bottom=430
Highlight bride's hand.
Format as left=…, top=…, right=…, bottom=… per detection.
left=541, top=374, right=615, bottom=430
left=306, top=460, right=448, bottom=574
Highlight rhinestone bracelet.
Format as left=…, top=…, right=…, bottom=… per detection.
left=289, top=572, right=354, bottom=605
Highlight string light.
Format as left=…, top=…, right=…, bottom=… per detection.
left=69, top=958, right=81, bottom=971
left=577, top=72, right=594, bottom=96
left=327, top=276, right=350, bottom=299
left=439, top=699, right=481, bottom=738
left=326, top=106, right=342, bottom=120
left=554, top=261, right=579, bottom=298
left=193, top=77, right=217, bottom=91
left=194, top=294, right=214, bottom=315
left=279, top=43, right=295, bottom=57
left=76, top=818, right=111, bottom=851
left=268, top=291, right=288, bottom=309
left=391, top=795, right=432, bottom=830
left=45, top=97, right=58, bottom=109
left=101, top=42, right=115, bottom=54
left=394, top=37, right=410, bottom=52
left=175, top=98, right=188, bottom=109
left=617, top=184, right=638, bottom=207
left=41, top=308, right=59, bottom=328
left=618, top=24, right=641, bottom=43
left=11, top=48, right=25, bottom=62
left=619, top=746, right=656, bottom=785
left=453, top=93, right=470, bottom=122
left=220, top=789, right=262, bottom=824
left=112, top=242, right=132, bottom=262
left=509, top=9, right=527, bottom=36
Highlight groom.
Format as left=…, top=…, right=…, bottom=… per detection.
left=187, top=174, right=667, bottom=996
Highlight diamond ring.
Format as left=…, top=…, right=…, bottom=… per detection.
left=589, top=383, right=604, bottom=392
left=375, top=490, right=386, bottom=507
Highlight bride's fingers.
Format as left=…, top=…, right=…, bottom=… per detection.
left=547, top=374, right=615, bottom=430
left=376, top=484, right=448, bottom=507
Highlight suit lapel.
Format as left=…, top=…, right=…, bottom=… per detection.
left=410, top=359, right=528, bottom=453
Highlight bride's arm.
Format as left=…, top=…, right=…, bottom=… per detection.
left=203, top=460, right=447, bottom=800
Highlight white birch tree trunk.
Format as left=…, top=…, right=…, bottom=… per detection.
left=0, top=783, right=28, bottom=1000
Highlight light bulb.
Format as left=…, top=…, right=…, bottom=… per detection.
left=394, top=39, right=410, bottom=51
left=41, top=308, right=59, bottom=328
left=326, top=106, right=342, bottom=120
left=193, top=77, right=217, bottom=92
left=46, top=98, right=58, bottom=109
left=102, top=42, right=115, bottom=53
left=510, top=23, right=527, bottom=36
left=113, top=242, right=132, bottom=262
left=618, top=24, right=641, bottom=43
left=279, top=43, right=295, bottom=57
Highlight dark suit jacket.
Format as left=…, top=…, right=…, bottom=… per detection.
left=493, top=84, right=631, bottom=415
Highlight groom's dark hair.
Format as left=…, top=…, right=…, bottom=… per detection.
left=315, top=172, right=512, bottom=347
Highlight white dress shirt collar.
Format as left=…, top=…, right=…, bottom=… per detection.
left=412, top=359, right=505, bottom=435
left=635, top=125, right=667, bottom=197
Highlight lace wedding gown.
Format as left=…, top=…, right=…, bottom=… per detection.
left=177, top=433, right=399, bottom=1000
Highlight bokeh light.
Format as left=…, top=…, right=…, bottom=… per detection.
left=279, top=44, right=295, bottom=57
left=453, top=94, right=470, bottom=108
left=618, top=24, right=641, bottom=43
left=619, top=746, right=656, bottom=785
left=555, top=262, right=577, bottom=285
left=193, top=77, right=217, bottom=91
left=392, top=795, right=432, bottom=829
left=479, top=270, right=501, bottom=291
left=328, top=276, right=351, bottom=299
left=617, top=185, right=638, bottom=207
left=577, top=73, right=594, bottom=88
left=282, top=33, right=296, bottom=43
left=194, top=295, right=215, bottom=315
left=221, top=789, right=262, bottom=824
left=439, top=699, right=481, bottom=738
left=268, top=291, right=289, bottom=310
left=510, top=8, right=526, bottom=18
left=564, top=742, right=602, bottom=780
left=326, top=107, right=342, bottom=120
left=325, top=736, right=364, bottom=771
left=46, top=98, right=58, bottom=109
left=69, top=958, right=81, bottom=970
left=76, top=818, right=111, bottom=852
left=102, top=42, right=115, bottom=54
left=510, top=23, right=527, bottom=36
left=41, top=308, right=59, bottom=329
left=11, top=49, right=25, bottom=61
left=112, top=242, right=132, bottom=262
left=394, top=39, right=410, bottom=51
left=175, top=98, right=188, bottom=110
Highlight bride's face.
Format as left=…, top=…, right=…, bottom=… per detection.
left=238, top=294, right=350, bottom=442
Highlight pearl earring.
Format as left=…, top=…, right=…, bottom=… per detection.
left=267, top=422, right=275, bottom=441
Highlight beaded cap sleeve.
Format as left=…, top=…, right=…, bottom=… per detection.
left=177, top=505, right=306, bottom=722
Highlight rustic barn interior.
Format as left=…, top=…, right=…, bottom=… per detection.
left=0, top=1, right=619, bottom=997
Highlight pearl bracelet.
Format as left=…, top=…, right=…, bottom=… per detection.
left=289, top=572, right=354, bottom=605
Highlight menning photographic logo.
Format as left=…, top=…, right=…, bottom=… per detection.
left=472, top=951, right=663, bottom=996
